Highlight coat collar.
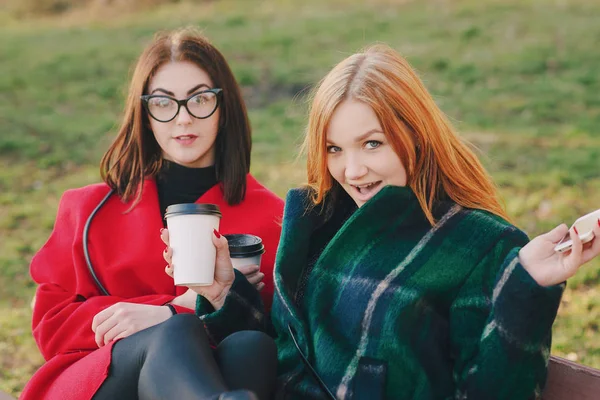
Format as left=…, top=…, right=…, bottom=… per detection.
left=123, top=174, right=263, bottom=219
left=274, top=185, right=428, bottom=319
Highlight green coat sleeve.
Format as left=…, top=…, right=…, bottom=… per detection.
left=450, top=229, right=565, bottom=399
left=195, top=269, right=272, bottom=344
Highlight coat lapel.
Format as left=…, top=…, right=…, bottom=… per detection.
left=87, top=179, right=235, bottom=298
left=312, top=186, right=420, bottom=278
left=273, top=188, right=320, bottom=322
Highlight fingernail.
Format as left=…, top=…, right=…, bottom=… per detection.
left=160, top=228, right=164, bottom=233
left=574, top=226, right=579, bottom=235
left=213, top=229, right=221, bottom=238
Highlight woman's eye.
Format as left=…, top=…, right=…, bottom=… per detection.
left=327, top=145, right=341, bottom=154
left=365, top=140, right=382, bottom=149
left=190, top=94, right=211, bottom=105
left=150, top=98, right=173, bottom=108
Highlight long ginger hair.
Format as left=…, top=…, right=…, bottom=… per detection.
left=304, top=44, right=509, bottom=224
left=101, top=27, right=251, bottom=207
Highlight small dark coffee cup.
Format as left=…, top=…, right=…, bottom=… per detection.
left=224, top=234, right=265, bottom=270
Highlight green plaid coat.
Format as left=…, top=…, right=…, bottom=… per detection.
left=197, top=185, right=564, bottom=400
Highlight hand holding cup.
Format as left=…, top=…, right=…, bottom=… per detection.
left=161, top=228, right=234, bottom=310
left=224, top=233, right=266, bottom=291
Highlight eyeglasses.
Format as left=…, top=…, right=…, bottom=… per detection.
left=140, top=88, right=223, bottom=123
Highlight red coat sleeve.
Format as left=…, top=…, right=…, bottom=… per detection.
left=32, top=285, right=182, bottom=360
left=30, top=189, right=193, bottom=361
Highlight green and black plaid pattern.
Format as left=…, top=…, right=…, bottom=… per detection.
left=271, top=185, right=564, bottom=399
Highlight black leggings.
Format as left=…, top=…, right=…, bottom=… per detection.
left=92, top=314, right=277, bottom=400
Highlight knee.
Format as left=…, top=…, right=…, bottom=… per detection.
left=154, top=313, right=206, bottom=341
left=219, top=331, right=276, bottom=357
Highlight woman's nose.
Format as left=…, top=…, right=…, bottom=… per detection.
left=344, top=155, right=368, bottom=181
left=175, top=106, right=193, bottom=125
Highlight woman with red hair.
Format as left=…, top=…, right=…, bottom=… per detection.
left=172, top=44, right=600, bottom=399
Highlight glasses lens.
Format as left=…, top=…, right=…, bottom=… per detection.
left=187, top=91, right=218, bottom=118
left=147, top=97, right=178, bottom=121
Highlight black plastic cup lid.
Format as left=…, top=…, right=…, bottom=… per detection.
left=164, top=203, right=222, bottom=219
left=224, top=234, right=265, bottom=258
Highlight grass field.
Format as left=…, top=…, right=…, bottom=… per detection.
left=1, top=0, right=600, bottom=396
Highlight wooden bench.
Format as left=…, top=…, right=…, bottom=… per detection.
left=542, top=355, right=600, bottom=399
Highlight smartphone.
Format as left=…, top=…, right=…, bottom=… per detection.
left=554, top=209, right=600, bottom=253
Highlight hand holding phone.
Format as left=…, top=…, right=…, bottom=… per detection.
left=520, top=210, right=600, bottom=287
left=554, top=209, right=600, bottom=253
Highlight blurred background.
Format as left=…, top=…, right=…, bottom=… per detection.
left=1, top=0, right=599, bottom=396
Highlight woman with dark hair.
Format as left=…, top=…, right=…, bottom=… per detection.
left=22, top=28, right=282, bottom=400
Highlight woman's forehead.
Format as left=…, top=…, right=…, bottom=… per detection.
left=148, top=61, right=213, bottom=94
left=327, top=100, right=383, bottom=142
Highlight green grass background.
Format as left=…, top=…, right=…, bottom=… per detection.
left=1, top=0, right=600, bottom=396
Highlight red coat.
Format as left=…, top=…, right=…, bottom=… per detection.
left=21, top=175, right=283, bottom=400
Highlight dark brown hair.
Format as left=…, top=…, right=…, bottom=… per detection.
left=101, top=27, right=251, bottom=207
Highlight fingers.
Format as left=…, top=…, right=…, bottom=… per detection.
left=236, top=264, right=265, bottom=289
left=211, top=230, right=235, bottom=288
left=95, top=314, right=119, bottom=347
left=212, top=229, right=229, bottom=250
left=246, top=271, right=265, bottom=286
left=563, top=227, right=583, bottom=273
left=102, top=321, right=124, bottom=346
left=212, top=229, right=231, bottom=261
left=91, top=306, right=113, bottom=333
left=546, top=223, right=569, bottom=243
left=569, top=227, right=583, bottom=256
left=161, top=228, right=173, bottom=273
left=112, top=329, right=133, bottom=343
left=580, top=219, right=600, bottom=265
left=160, top=228, right=170, bottom=246
left=236, top=264, right=260, bottom=276
left=163, top=246, right=172, bottom=265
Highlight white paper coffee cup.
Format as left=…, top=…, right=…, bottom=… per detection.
left=231, top=254, right=264, bottom=270
left=224, top=234, right=265, bottom=270
left=164, top=203, right=222, bottom=286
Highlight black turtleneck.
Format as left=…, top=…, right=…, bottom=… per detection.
left=156, top=161, right=218, bottom=220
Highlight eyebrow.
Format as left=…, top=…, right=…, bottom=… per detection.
left=150, top=83, right=211, bottom=96
left=326, top=128, right=384, bottom=144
